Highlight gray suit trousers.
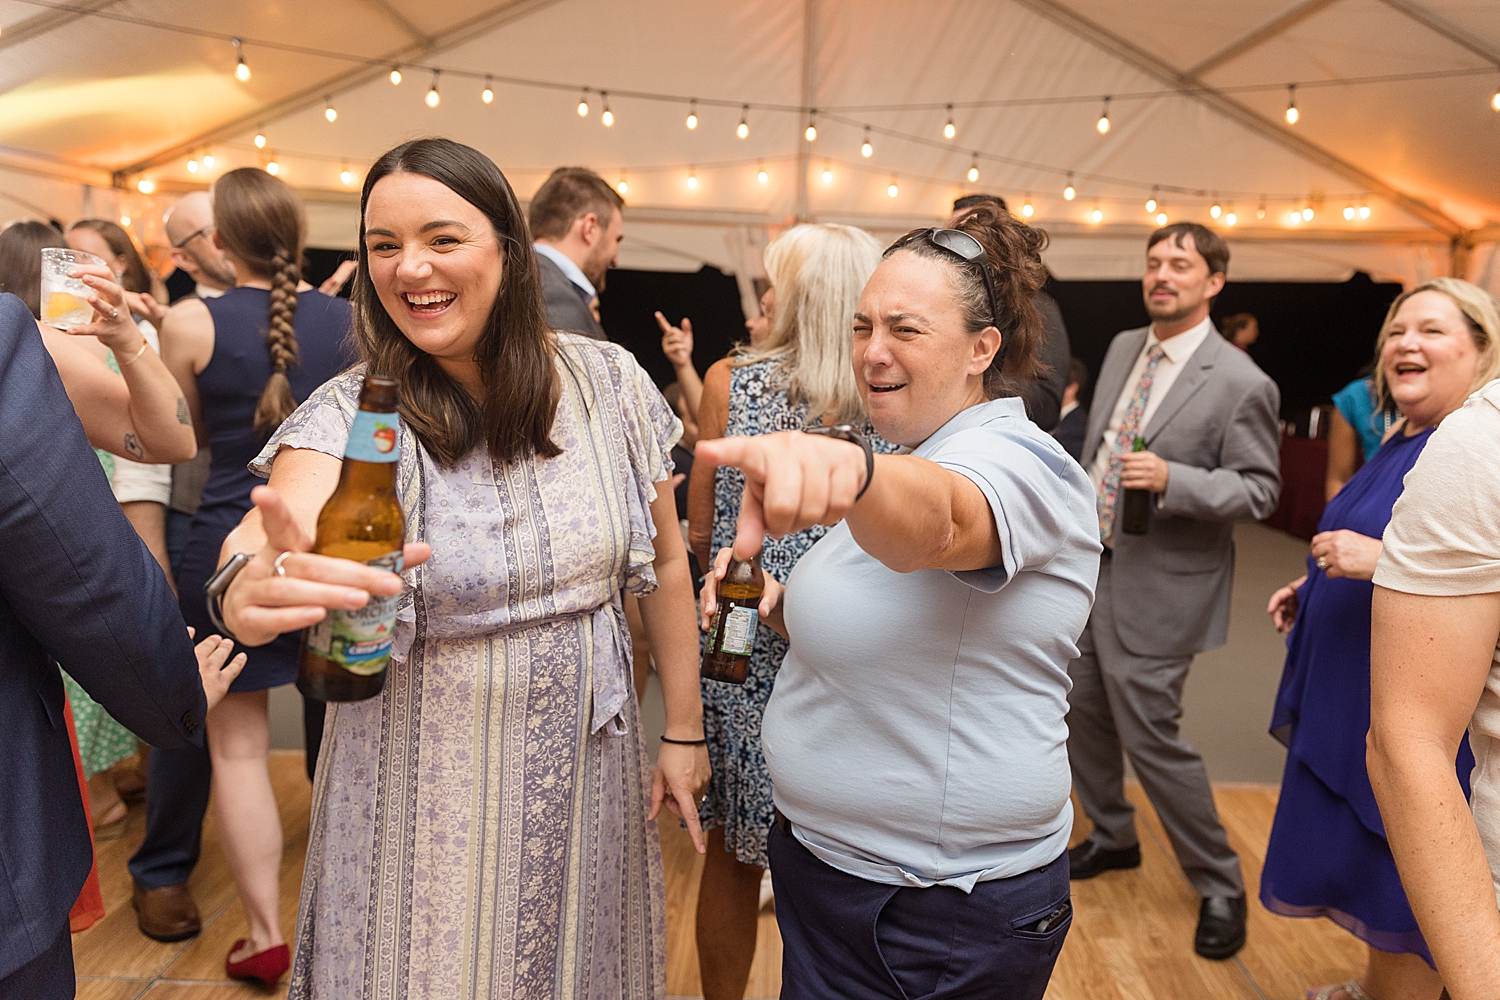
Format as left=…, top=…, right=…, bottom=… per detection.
left=1066, top=552, right=1244, bottom=898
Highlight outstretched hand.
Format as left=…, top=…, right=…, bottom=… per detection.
left=220, top=485, right=432, bottom=647
left=694, top=432, right=867, bottom=561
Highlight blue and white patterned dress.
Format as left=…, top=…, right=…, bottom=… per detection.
left=699, top=357, right=895, bottom=868
left=253, top=336, right=680, bottom=1000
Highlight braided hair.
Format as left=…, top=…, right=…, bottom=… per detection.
left=211, top=167, right=307, bottom=436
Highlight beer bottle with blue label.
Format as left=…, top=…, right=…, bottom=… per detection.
left=700, top=556, right=764, bottom=684
left=297, top=376, right=405, bottom=702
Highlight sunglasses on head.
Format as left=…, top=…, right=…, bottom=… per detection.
left=889, top=227, right=1002, bottom=330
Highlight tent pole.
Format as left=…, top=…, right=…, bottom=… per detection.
left=795, top=0, right=817, bottom=223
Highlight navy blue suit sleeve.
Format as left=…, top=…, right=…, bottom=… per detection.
left=0, top=294, right=204, bottom=748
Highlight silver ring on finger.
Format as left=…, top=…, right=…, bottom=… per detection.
left=1316, top=556, right=1329, bottom=570
left=107, top=306, right=119, bottom=320
left=273, top=551, right=294, bottom=577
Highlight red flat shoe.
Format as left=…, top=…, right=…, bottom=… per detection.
left=225, top=939, right=290, bottom=991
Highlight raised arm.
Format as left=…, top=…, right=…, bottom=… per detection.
left=1368, top=586, right=1500, bottom=1000
left=656, top=312, right=704, bottom=418
left=695, top=432, right=1002, bottom=574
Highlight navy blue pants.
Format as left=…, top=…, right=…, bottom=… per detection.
left=769, top=822, right=1071, bottom=1000
left=0, top=920, right=73, bottom=999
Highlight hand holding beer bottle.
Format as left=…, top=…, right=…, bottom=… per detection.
left=699, top=547, right=786, bottom=646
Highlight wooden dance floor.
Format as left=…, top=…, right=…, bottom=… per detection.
left=74, top=752, right=1363, bottom=999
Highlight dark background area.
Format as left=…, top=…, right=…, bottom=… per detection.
left=166, top=248, right=357, bottom=303
left=171, top=253, right=1398, bottom=425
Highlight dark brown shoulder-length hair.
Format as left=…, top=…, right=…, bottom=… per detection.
left=887, top=202, right=1049, bottom=399
left=0, top=220, right=67, bottom=319
left=353, top=138, right=559, bottom=467
left=67, top=219, right=154, bottom=295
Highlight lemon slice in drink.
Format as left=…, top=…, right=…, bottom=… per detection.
left=43, top=291, right=93, bottom=327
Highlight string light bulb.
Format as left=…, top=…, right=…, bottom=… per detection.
left=1257, top=195, right=1268, bottom=220
left=1285, top=84, right=1299, bottom=124
left=757, top=161, right=768, bottom=185
left=686, top=100, right=698, bottom=130
left=1145, top=187, right=1158, bottom=214
left=136, top=178, right=155, bottom=194
left=340, top=163, right=354, bottom=186
left=686, top=167, right=698, bottom=190
left=120, top=215, right=131, bottom=227
left=821, top=163, right=833, bottom=185
left=737, top=105, right=749, bottom=139
left=600, top=93, right=613, bottom=127
left=1155, top=211, right=1168, bottom=226
left=967, top=157, right=979, bottom=183
left=390, top=66, right=402, bottom=86
left=425, top=71, right=441, bottom=108
left=202, top=152, right=214, bottom=169
left=887, top=178, right=899, bottom=198
left=324, top=97, right=337, bottom=123
left=1210, top=201, right=1222, bottom=219
left=805, top=111, right=817, bottom=142
left=616, top=172, right=628, bottom=196
left=1358, top=203, right=1371, bottom=220
left=265, top=159, right=280, bottom=176
left=1063, top=173, right=1076, bottom=201
left=1225, top=210, right=1237, bottom=226
left=253, top=130, right=267, bottom=149
left=1302, top=206, right=1315, bottom=221
left=1343, top=204, right=1356, bottom=221
left=861, top=126, right=873, bottom=158
left=1089, top=203, right=1104, bottom=225
left=943, top=104, right=956, bottom=140
left=1021, top=199, right=1035, bottom=219
left=577, top=89, right=589, bottom=116
left=1492, top=87, right=1500, bottom=112
left=232, top=38, right=250, bottom=82
left=1096, top=96, right=1111, bottom=134
left=482, top=77, right=494, bottom=104
left=186, top=156, right=199, bottom=174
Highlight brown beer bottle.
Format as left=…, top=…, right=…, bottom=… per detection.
left=1120, top=435, right=1152, bottom=535
left=700, top=556, right=765, bottom=685
left=297, top=376, right=405, bottom=702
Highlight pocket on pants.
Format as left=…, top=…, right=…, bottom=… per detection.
left=1011, top=897, right=1073, bottom=942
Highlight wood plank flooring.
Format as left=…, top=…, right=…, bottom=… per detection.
left=75, top=754, right=1366, bottom=999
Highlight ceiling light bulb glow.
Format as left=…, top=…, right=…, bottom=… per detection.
left=1210, top=203, right=1222, bottom=219
left=1063, top=184, right=1076, bottom=201
left=686, top=101, right=698, bottom=129
left=616, top=179, right=628, bottom=196
left=341, top=169, right=354, bottom=186
left=254, top=132, right=266, bottom=149
left=1021, top=202, right=1034, bottom=219
left=805, top=124, right=817, bottom=142
left=861, top=140, right=873, bottom=157
left=1225, top=212, right=1237, bottom=226
left=1089, top=207, right=1104, bottom=224
left=1358, top=204, right=1371, bottom=219
left=577, top=98, right=589, bottom=116
left=186, top=158, right=199, bottom=174
left=390, top=67, right=402, bottom=85
left=686, top=171, right=698, bottom=190
left=967, top=165, right=980, bottom=182
left=265, top=160, right=280, bottom=176
left=136, top=178, right=155, bottom=194
left=1343, top=206, right=1356, bottom=220
left=887, top=182, right=899, bottom=198
left=120, top=215, right=130, bottom=227
left=737, top=120, right=749, bottom=139
left=235, top=58, right=250, bottom=82
left=821, top=167, right=833, bottom=184
left=1145, top=197, right=1157, bottom=213
left=325, top=104, right=337, bottom=123
left=202, top=153, right=214, bottom=168
left=1097, top=114, right=1109, bottom=134
left=1302, top=206, right=1314, bottom=221
left=757, top=168, right=768, bottom=184
left=1155, top=212, right=1168, bottom=226
left=601, top=107, right=614, bottom=126
left=482, top=84, right=494, bottom=104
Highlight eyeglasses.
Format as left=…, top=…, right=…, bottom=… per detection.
left=171, top=224, right=214, bottom=250
left=888, top=227, right=1002, bottom=336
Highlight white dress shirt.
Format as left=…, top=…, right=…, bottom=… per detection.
left=533, top=242, right=596, bottom=299
left=1086, top=316, right=1214, bottom=496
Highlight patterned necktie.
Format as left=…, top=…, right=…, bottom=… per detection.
left=1096, top=343, right=1167, bottom=540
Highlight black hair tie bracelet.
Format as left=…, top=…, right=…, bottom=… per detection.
left=660, top=736, right=708, bottom=746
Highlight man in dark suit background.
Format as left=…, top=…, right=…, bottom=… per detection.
left=1064, top=225, right=1280, bottom=961
left=948, top=194, right=1071, bottom=430
left=0, top=292, right=239, bottom=996
left=1052, top=356, right=1090, bottom=461
left=528, top=167, right=624, bottom=340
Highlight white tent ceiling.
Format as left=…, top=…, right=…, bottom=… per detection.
left=2, top=0, right=1498, bottom=295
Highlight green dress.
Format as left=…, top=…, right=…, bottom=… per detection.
left=65, top=346, right=140, bottom=779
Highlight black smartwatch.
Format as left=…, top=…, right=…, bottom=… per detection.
left=803, top=424, right=875, bottom=501
left=204, top=552, right=253, bottom=641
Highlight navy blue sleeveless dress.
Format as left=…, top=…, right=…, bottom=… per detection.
left=177, top=287, right=355, bottom=692
left=1261, top=425, right=1473, bottom=964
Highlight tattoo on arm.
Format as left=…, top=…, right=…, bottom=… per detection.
left=176, top=398, right=191, bottom=425
left=123, top=432, right=144, bottom=460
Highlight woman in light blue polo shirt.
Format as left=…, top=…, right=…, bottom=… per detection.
left=698, top=202, right=1101, bottom=1000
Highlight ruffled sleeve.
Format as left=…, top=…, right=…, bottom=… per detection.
left=598, top=342, right=682, bottom=596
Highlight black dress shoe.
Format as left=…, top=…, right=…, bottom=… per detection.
left=1067, top=839, right=1142, bottom=880
left=1194, top=895, right=1247, bottom=959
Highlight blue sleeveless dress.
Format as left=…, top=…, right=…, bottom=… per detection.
left=700, top=358, right=896, bottom=867
left=1261, top=424, right=1473, bottom=964
left=176, top=287, right=355, bottom=692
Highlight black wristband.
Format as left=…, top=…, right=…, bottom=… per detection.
left=659, top=735, right=708, bottom=746
left=803, top=424, right=875, bottom=501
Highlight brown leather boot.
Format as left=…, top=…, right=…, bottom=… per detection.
left=132, top=882, right=201, bottom=942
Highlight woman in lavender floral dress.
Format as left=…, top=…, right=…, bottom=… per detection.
left=219, top=140, right=709, bottom=999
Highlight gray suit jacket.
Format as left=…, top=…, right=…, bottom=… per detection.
left=1082, top=325, right=1281, bottom=659
left=535, top=251, right=606, bottom=340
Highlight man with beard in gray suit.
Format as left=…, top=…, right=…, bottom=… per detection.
left=1064, top=223, right=1280, bottom=962
left=528, top=167, right=623, bottom=340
